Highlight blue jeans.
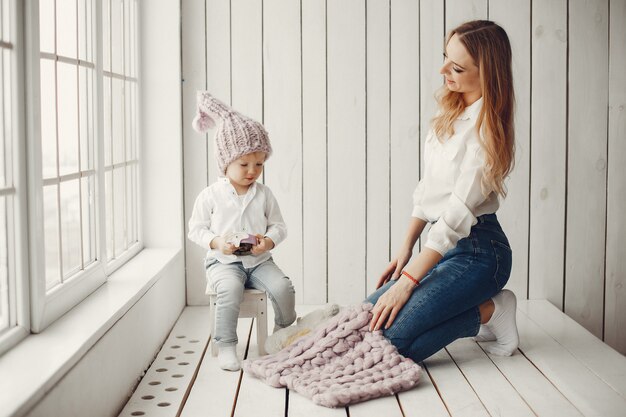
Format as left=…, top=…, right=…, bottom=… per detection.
left=366, top=213, right=512, bottom=363
left=206, top=258, right=297, bottom=347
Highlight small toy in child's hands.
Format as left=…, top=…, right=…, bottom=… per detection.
left=224, top=232, right=258, bottom=255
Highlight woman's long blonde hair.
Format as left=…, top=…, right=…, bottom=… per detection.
left=432, top=20, right=515, bottom=197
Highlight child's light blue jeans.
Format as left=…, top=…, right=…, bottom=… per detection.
left=206, top=258, right=297, bottom=348
left=366, top=213, right=512, bottom=363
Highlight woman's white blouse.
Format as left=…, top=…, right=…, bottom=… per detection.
left=413, top=97, right=499, bottom=256
left=188, top=178, right=287, bottom=268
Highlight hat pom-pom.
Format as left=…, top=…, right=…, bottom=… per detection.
left=192, top=111, right=215, bottom=133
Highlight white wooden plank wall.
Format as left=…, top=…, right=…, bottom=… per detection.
left=365, top=0, right=390, bottom=296
left=181, top=0, right=626, bottom=355
left=528, top=0, right=567, bottom=310
left=606, top=0, right=626, bottom=355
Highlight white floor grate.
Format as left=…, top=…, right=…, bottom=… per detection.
left=118, top=307, right=211, bottom=417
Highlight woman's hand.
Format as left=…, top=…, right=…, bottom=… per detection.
left=251, top=234, right=275, bottom=255
left=376, top=249, right=412, bottom=289
left=370, top=276, right=415, bottom=331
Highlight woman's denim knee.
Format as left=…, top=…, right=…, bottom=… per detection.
left=382, top=329, right=413, bottom=354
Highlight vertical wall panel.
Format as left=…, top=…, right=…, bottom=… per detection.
left=490, top=0, right=531, bottom=299
left=445, top=0, right=488, bottom=32
left=605, top=0, right=626, bottom=353
left=263, top=0, right=303, bottom=302
left=390, top=0, right=420, bottom=260
left=565, top=0, right=609, bottom=338
left=301, top=0, right=327, bottom=304
left=528, top=0, right=567, bottom=308
left=182, top=0, right=208, bottom=305
left=231, top=0, right=262, bottom=122
left=205, top=0, right=231, bottom=186
left=418, top=0, right=444, bottom=251
left=327, top=0, right=366, bottom=303
left=419, top=0, right=444, bottom=161
left=365, top=0, right=390, bottom=295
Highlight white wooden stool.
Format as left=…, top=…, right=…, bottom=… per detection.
left=207, top=288, right=268, bottom=356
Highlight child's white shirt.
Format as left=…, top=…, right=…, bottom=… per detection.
left=188, top=177, right=287, bottom=268
left=413, top=97, right=500, bottom=256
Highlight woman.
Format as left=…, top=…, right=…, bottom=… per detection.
left=367, top=20, right=519, bottom=362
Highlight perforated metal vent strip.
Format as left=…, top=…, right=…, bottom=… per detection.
left=119, top=307, right=210, bottom=417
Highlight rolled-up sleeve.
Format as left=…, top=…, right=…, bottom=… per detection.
left=424, top=142, right=490, bottom=256
left=263, top=188, right=288, bottom=246
left=188, top=190, right=217, bottom=249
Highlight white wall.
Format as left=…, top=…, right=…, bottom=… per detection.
left=141, top=0, right=184, bottom=249
left=182, top=0, right=626, bottom=355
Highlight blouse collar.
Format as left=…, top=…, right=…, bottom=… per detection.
left=457, top=96, right=483, bottom=121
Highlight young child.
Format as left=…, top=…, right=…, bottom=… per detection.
left=188, top=92, right=296, bottom=371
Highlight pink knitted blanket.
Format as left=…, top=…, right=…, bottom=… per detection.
left=243, top=303, right=421, bottom=408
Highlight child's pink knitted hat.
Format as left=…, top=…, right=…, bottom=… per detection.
left=192, top=91, right=272, bottom=174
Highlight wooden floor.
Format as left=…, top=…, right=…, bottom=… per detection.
left=120, top=301, right=626, bottom=417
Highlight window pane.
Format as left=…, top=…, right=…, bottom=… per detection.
left=81, top=175, right=96, bottom=266
left=57, top=62, right=79, bottom=176
left=123, top=0, right=130, bottom=76
left=125, top=164, right=133, bottom=246
left=40, top=58, right=57, bottom=179
left=112, top=78, right=124, bottom=164
left=3, top=48, right=11, bottom=187
left=78, top=0, right=94, bottom=62
left=79, top=67, right=94, bottom=171
left=44, top=185, right=60, bottom=290
left=0, top=50, right=5, bottom=188
left=105, top=170, right=113, bottom=259
left=113, top=166, right=125, bottom=257
left=60, top=179, right=81, bottom=277
left=130, top=0, right=136, bottom=78
left=0, top=196, right=8, bottom=331
left=110, top=0, right=123, bottom=74
left=0, top=0, right=6, bottom=41
left=39, top=0, right=55, bottom=54
left=56, top=0, right=77, bottom=59
left=103, top=76, right=111, bottom=166
left=102, top=0, right=110, bottom=72
left=128, top=81, right=136, bottom=160
left=124, top=80, right=132, bottom=160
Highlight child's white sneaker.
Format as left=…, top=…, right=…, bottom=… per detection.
left=483, top=289, right=519, bottom=356
left=218, top=345, right=240, bottom=371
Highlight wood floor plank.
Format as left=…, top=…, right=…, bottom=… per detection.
left=287, top=389, right=348, bottom=417
left=519, top=300, right=626, bottom=397
left=234, top=317, right=286, bottom=417
left=397, top=367, right=450, bottom=417
left=348, top=395, right=403, bottom=417
left=445, top=338, right=535, bottom=417
left=179, top=317, right=252, bottom=417
left=481, top=340, right=583, bottom=416
left=422, top=348, right=489, bottom=417
left=517, top=308, right=626, bottom=416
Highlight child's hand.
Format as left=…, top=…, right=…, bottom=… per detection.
left=251, top=234, right=274, bottom=255
left=211, top=236, right=237, bottom=255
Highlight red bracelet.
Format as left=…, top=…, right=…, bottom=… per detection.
left=401, top=270, right=419, bottom=286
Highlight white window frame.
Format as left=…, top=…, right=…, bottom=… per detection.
left=25, top=0, right=142, bottom=333
left=0, top=0, right=30, bottom=356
